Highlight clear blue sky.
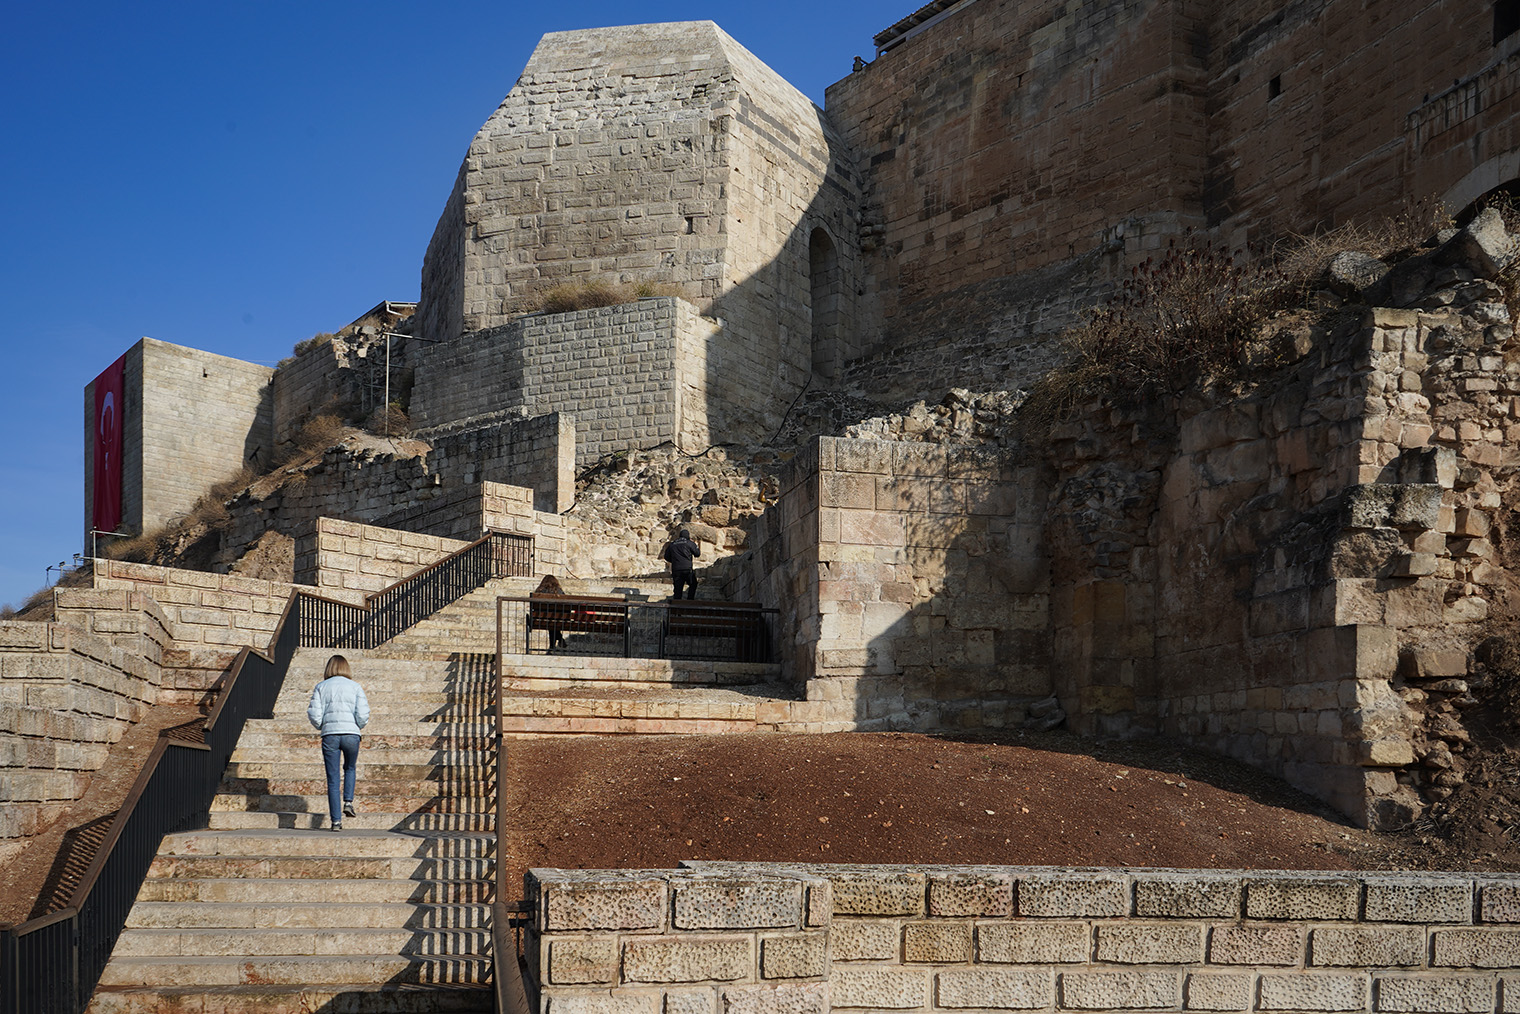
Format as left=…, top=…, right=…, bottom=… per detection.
left=0, top=1, right=896, bottom=610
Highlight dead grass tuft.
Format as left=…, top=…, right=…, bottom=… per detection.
left=532, top=280, right=677, bottom=315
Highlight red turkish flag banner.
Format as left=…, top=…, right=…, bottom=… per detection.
left=92, top=354, right=126, bottom=534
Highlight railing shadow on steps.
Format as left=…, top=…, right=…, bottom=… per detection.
left=0, top=529, right=534, bottom=1014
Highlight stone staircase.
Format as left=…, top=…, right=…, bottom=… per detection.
left=88, top=575, right=798, bottom=1011
left=374, top=576, right=796, bottom=737
left=88, top=650, right=497, bottom=1013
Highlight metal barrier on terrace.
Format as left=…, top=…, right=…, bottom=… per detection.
left=493, top=595, right=778, bottom=665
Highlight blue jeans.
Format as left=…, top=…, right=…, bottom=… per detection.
left=322, top=734, right=360, bottom=824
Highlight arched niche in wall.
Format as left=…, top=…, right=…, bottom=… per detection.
left=810, top=227, right=841, bottom=382
left=1454, top=177, right=1520, bottom=226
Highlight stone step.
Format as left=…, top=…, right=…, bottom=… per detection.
left=211, top=793, right=492, bottom=815
left=113, top=926, right=490, bottom=958
left=136, top=877, right=491, bottom=905
left=225, top=761, right=493, bottom=781
left=230, top=745, right=486, bottom=765
left=125, top=901, right=490, bottom=930
left=148, top=854, right=492, bottom=882
left=219, top=775, right=494, bottom=799
left=206, top=811, right=495, bottom=832
left=95, top=953, right=490, bottom=988
left=500, top=695, right=759, bottom=722
left=269, top=698, right=495, bottom=717
left=88, top=983, right=492, bottom=1014
left=156, top=829, right=493, bottom=859
left=232, top=730, right=495, bottom=751
left=500, top=714, right=756, bottom=736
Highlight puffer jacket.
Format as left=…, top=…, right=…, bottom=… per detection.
left=307, top=675, right=370, bottom=736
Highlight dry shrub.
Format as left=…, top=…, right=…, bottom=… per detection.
left=533, top=280, right=677, bottom=315
left=365, top=403, right=411, bottom=436
left=294, top=413, right=346, bottom=455
left=1027, top=235, right=1296, bottom=423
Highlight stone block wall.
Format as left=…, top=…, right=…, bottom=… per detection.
left=734, top=436, right=1050, bottom=730
left=90, top=559, right=325, bottom=657
left=424, top=412, right=574, bottom=514
left=85, top=338, right=273, bottom=550
left=271, top=336, right=347, bottom=447
left=528, top=862, right=1520, bottom=1014
left=0, top=621, right=163, bottom=841
left=295, top=518, right=469, bottom=597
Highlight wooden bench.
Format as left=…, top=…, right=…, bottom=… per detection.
left=659, top=602, right=769, bottom=662
left=526, top=593, right=628, bottom=653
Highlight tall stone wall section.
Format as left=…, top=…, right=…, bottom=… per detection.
left=824, top=0, right=1520, bottom=353
left=825, top=0, right=1207, bottom=348
left=528, top=862, right=1520, bottom=1014
left=423, top=412, right=574, bottom=514
left=85, top=338, right=273, bottom=549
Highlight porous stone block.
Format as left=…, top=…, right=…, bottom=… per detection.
left=1309, top=926, right=1424, bottom=967
left=1257, top=973, right=1367, bottom=1011
left=666, top=992, right=715, bottom=1014
left=929, top=872, right=1013, bottom=917
left=760, top=933, right=825, bottom=980
left=1183, top=973, right=1251, bottom=1012
left=977, top=921, right=1089, bottom=964
left=720, top=983, right=826, bottom=1014
left=828, top=872, right=925, bottom=917
left=1095, top=923, right=1204, bottom=964
left=831, top=920, right=898, bottom=961
left=1365, top=879, right=1472, bottom=923
left=1245, top=878, right=1359, bottom=921
left=1208, top=924, right=1303, bottom=966
left=1374, top=975, right=1495, bottom=1013
left=1432, top=928, right=1520, bottom=967
left=1481, top=883, right=1520, bottom=923
left=830, top=968, right=927, bottom=1009
left=544, top=879, right=667, bottom=931
left=550, top=938, right=620, bottom=984
left=548, top=996, right=658, bottom=1014
left=1059, top=970, right=1179, bottom=1010
left=903, top=920, right=972, bottom=963
left=623, top=936, right=752, bottom=984
left=1018, top=874, right=1128, bottom=917
left=935, top=968, right=1052, bottom=1009
left=674, top=880, right=803, bottom=930
left=1134, top=875, right=1242, bottom=918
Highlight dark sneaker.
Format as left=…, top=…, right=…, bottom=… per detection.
left=331, top=822, right=343, bottom=832
left=343, top=801, right=356, bottom=818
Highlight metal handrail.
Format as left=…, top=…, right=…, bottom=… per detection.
left=303, top=529, right=533, bottom=651
left=496, top=595, right=780, bottom=664
left=0, top=591, right=303, bottom=1014
left=492, top=634, right=532, bottom=1014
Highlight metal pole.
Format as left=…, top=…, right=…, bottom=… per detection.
left=383, top=333, right=391, bottom=438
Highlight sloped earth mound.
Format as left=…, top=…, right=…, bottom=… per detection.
left=499, top=731, right=1517, bottom=892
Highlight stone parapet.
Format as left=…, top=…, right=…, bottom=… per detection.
left=528, top=863, right=1520, bottom=1014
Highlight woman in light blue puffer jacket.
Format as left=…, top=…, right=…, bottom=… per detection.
left=307, top=655, right=370, bottom=831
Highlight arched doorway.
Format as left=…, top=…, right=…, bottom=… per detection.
left=810, top=227, right=840, bottom=382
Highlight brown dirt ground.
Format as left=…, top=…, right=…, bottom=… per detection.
left=498, top=730, right=1520, bottom=898
left=8, top=725, right=1515, bottom=928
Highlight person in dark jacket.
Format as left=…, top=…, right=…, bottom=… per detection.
left=307, top=654, right=370, bottom=832
left=662, top=529, right=700, bottom=600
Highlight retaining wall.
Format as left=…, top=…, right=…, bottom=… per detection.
left=527, top=862, right=1520, bottom=1014
left=0, top=621, right=164, bottom=840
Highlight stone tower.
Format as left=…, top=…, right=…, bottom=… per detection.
left=416, top=21, right=862, bottom=445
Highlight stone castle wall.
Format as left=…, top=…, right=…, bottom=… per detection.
left=85, top=338, right=273, bottom=547
left=527, top=862, right=1520, bottom=1014
left=825, top=0, right=1520, bottom=357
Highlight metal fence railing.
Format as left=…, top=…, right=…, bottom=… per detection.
left=0, top=529, right=535, bottom=1013
left=494, top=596, right=778, bottom=665
left=0, top=596, right=300, bottom=1014
left=305, top=530, right=533, bottom=650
